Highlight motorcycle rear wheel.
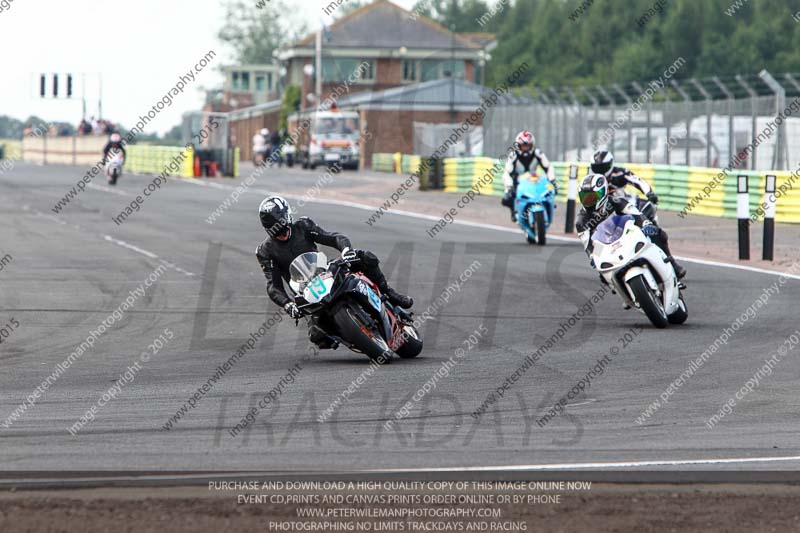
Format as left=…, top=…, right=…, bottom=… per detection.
left=333, top=303, right=392, bottom=362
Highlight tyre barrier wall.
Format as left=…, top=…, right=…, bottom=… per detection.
left=371, top=153, right=800, bottom=223
left=555, top=162, right=800, bottom=224
left=126, top=145, right=195, bottom=178
left=371, top=153, right=445, bottom=190
left=372, top=153, right=395, bottom=172
left=401, top=154, right=422, bottom=176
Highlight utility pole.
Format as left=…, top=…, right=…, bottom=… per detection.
left=315, top=28, right=323, bottom=110
left=449, top=24, right=456, bottom=124
left=98, top=73, right=103, bottom=119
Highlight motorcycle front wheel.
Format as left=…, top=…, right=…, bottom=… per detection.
left=629, top=275, right=668, bottom=328
left=668, top=294, right=689, bottom=325
left=534, top=211, right=547, bottom=245
left=333, top=302, right=391, bottom=361
left=395, top=325, right=423, bottom=359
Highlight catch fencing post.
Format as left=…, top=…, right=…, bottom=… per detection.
left=736, top=75, right=759, bottom=171
left=565, top=164, right=579, bottom=233
left=737, top=175, right=750, bottom=260
left=763, top=175, right=776, bottom=261
left=690, top=79, right=713, bottom=168
left=612, top=84, right=633, bottom=163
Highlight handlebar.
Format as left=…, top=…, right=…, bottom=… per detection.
left=330, top=256, right=360, bottom=268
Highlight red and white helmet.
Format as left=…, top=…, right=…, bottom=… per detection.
left=514, top=130, right=535, bottom=155
left=109, top=133, right=121, bottom=143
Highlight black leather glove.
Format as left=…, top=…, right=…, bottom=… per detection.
left=284, top=302, right=302, bottom=319
left=647, top=191, right=659, bottom=205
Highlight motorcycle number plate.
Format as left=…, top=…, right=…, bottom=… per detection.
left=357, top=282, right=382, bottom=311
left=303, top=276, right=334, bottom=304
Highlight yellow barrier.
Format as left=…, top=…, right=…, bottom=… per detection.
left=127, top=145, right=194, bottom=178
left=392, top=152, right=402, bottom=174
left=378, top=154, right=800, bottom=223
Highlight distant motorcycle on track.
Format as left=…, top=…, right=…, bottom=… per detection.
left=289, top=252, right=423, bottom=361
left=589, top=214, right=688, bottom=328
left=105, top=152, right=124, bottom=185
left=514, top=172, right=556, bottom=245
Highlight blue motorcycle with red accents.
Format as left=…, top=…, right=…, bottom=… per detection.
left=515, top=172, right=556, bottom=245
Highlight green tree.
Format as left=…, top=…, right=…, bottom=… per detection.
left=337, top=0, right=370, bottom=17
left=218, top=0, right=307, bottom=64
left=0, top=115, right=25, bottom=138
left=162, top=124, right=184, bottom=146
left=476, top=0, right=800, bottom=90
left=280, top=85, right=302, bottom=131
left=412, top=0, right=491, bottom=32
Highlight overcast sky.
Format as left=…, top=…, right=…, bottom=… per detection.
left=0, top=0, right=416, bottom=135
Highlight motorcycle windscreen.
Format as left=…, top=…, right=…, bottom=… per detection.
left=289, top=252, right=329, bottom=284
left=592, top=215, right=635, bottom=244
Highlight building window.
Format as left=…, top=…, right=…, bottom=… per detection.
left=420, top=59, right=465, bottom=82
left=402, top=59, right=418, bottom=82
left=255, top=75, right=266, bottom=92
left=232, top=71, right=250, bottom=91
left=321, top=59, right=375, bottom=83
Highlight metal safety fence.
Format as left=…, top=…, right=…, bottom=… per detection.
left=482, top=71, right=800, bottom=173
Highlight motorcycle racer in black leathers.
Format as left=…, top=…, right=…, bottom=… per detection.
left=255, top=195, right=413, bottom=349
left=588, top=150, right=658, bottom=222
left=102, top=132, right=126, bottom=162
left=577, top=174, right=686, bottom=280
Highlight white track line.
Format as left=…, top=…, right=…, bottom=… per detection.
left=23, top=206, right=196, bottom=278
left=87, top=183, right=129, bottom=196
left=104, top=235, right=158, bottom=258
left=177, top=176, right=800, bottom=280
left=23, top=205, right=68, bottom=226
left=373, top=455, right=800, bottom=472
left=104, top=235, right=195, bottom=277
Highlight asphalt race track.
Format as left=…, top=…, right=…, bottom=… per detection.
left=1, top=162, right=799, bottom=474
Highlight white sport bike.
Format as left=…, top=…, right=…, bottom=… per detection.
left=588, top=214, right=688, bottom=328
left=105, top=152, right=124, bottom=185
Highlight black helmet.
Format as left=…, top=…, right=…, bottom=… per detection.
left=590, top=150, right=614, bottom=176
left=259, top=195, right=292, bottom=237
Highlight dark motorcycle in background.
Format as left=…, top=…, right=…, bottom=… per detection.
left=289, top=252, right=423, bottom=361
